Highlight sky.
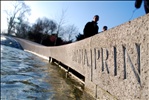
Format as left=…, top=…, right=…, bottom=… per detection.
left=1, top=1, right=145, bottom=34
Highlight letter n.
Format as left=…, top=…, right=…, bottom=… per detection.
left=123, top=44, right=141, bottom=84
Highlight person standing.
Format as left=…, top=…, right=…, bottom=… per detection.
left=103, top=26, right=108, bottom=31
left=135, top=0, right=149, bottom=14
left=83, top=15, right=99, bottom=38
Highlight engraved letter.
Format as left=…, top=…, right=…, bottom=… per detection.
left=123, top=44, right=141, bottom=84
left=101, top=48, right=109, bottom=74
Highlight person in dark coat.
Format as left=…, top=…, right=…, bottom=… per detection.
left=83, top=15, right=99, bottom=38
left=135, top=0, right=149, bottom=14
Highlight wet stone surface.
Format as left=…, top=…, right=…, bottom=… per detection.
left=45, top=63, right=95, bottom=100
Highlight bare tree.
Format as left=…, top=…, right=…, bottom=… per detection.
left=33, top=17, right=57, bottom=34
left=54, top=9, right=68, bottom=45
left=54, top=8, right=80, bottom=44
left=56, top=9, right=67, bottom=35
left=15, top=20, right=31, bottom=38
left=4, top=1, right=31, bottom=35
left=64, top=24, right=79, bottom=41
left=31, top=17, right=57, bottom=44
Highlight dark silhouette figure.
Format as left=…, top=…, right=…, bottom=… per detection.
left=135, top=0, right=149, bottom=14
left=103, top=26, right=108, bottom=31
left=83, top=15, right=99, bottom=38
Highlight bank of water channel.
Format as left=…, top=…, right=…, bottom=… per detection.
left=1, top=44, right=95, bottom=100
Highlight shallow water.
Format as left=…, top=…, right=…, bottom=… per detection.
left=1, top=45, right=95, bottom=100
left=1, top=45, right=52, bottom=100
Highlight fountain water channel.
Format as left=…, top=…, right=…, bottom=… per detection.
left=1, top=35, right=94, bottom=100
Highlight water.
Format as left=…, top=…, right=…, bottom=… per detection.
left=1, top=40, right=95, bottom=100
left=1, top=45, right=52, bottom=100
left=1, top=35, right=23, bottom=50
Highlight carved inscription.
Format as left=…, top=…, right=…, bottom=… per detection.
left=101, top=48, right=109, bottom=74
left=123, top=44, right=141, bottom=84
left=114, top=47, right=117, bottom=76
left=72, top=44, right=141, bottom=84
left=147, top=43, right=149, bottom=65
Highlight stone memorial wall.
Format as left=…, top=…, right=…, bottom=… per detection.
left=15, top=14, right=149, bottom=100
